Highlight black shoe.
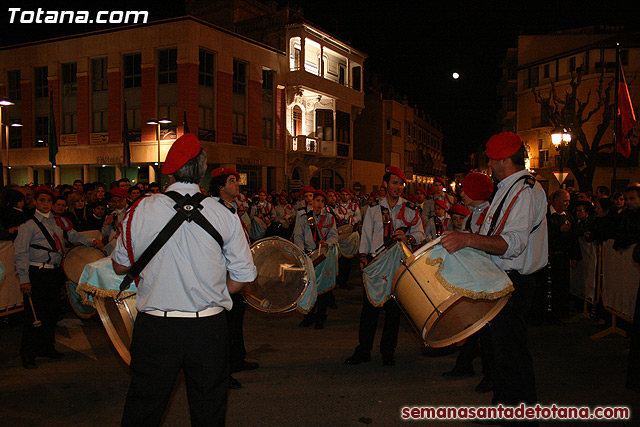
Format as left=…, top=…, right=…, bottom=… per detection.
left=299, top=315, right=314, bottom=328
left=382, top=357, right=396, bottom=366
left=22, top=358, right=37, bottom=370
left=231, top=360, right=260, bottom=373
left=475, top=376, right=493, bottom=393
left=228, top=376, right=243, bottom=390
left=344, top=353, right=371, bottom=365
left=314, top=314, right=327, bottom=329
left=442, top=367, right=474, bottom=378
left=39, top=349, right=65, bottom=359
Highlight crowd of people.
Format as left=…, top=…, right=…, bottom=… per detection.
left=2, top=131, right=639, bottom=425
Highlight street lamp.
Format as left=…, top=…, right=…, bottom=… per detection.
left=551, top=126, right=572, bottom=188
left=146, top=118, right=172, bottom=166
left=0, top=97, right=15, bottom=184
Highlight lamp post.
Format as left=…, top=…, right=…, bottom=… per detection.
left=146, top=118, right=171, bottom=184
left=0, top=97, right=15, bottom=185
left=551, top=126, right=572, bottom=189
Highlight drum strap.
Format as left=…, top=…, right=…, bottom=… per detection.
left=486, top=174, right=534, bottom=237
left=306, top=210, right=320, bottom=248
left=30, top=217, right=62, bottom=264
left=118, top=192, right=224, bottom=293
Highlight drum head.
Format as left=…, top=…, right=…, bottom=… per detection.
left=63, top=246, right=107, bottom=285
left=95, top=296, right=137, bottom=365
left=337, top=224, right=353, bottom=240
left=244, top=237, right=312, bottom=313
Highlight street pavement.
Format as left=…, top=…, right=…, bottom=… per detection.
left=1, top=262, right=638, bottom=426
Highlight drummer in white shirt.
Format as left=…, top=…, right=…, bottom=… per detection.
left=441, top=132, right=548, bottom=407
left=345, top=166, right=425, bottom=367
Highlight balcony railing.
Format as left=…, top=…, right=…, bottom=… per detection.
left=291, top=135, right=318, bottom=154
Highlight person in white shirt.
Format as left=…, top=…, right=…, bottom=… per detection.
left=441, top=132, right=548, bottom=407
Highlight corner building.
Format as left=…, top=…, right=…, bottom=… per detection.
left=0, top=8, right=365, bottom=191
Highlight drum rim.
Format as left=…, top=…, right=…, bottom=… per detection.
left=246, top=236, right=313, bottom=313
left=366, top=240, right=410, bottom=271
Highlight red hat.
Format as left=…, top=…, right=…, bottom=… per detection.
left=257, top=189, right=268, bottom=196
left=416, top=188, right=428, bottom=196
left=313, top=190, right=328, bottom=202
left=370, top=191, right=379, bottom=198
left=33, top=185, right=55, bottom=199
left=434, top=200, right=448, bottom=210
left=486, top=132, right=523, bottom=160
left=341, top=188, right=353, bottom=195
left=407, top=194, right=417, bottom=202
left=301, top=186, right=315, bottom=195
left=325, top=189, right=337, bottom=196
left=110, top=187, right=129, bottom=199
left=211, top=167, right=240, bottom=179
left=427, top=187, right=436, bottom=196
left=450, top=203, right=471, bottom=217
left=161, top=133, right=201, bottom=174
left=461, top=172, right=494, bottom=201
left=385, top=166, right=407, bottom=183
left=433, top=177, right=446, bottom=186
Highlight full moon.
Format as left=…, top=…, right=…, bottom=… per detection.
left=452, top=72, right=460, bottom=79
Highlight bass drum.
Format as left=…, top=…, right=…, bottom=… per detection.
left=63, top=246, right=106, bottom=319
left=95, top=296, right=137, bottom=365
left=243, top=237, right=314, bottom=314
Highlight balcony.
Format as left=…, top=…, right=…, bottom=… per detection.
left=291, top=135, right=318, bottom=154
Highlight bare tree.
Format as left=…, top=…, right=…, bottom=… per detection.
left=533, top=69, right=636, bottom=191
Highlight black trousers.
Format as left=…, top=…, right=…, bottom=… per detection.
left=355, top=287, right=401, bottom=359
left=226, top=293, right=246, bottom=367
left=452, top=329, right=491, bottom=378
left=337, top=256, right=352, bottom=287
left=482, top=271, right=537, bottom=406
left=21, top=266, right=66, bottom=359
left=121, top=312, right=229, bottom=427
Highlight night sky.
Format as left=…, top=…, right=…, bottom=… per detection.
left=2, top=0, right=639, bottom=175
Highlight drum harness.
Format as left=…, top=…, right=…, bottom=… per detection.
left=29, top=217, right=63, bottom=266
left=116, top=191, right=224, bottom=300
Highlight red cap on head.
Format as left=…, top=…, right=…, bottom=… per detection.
left=161, top=133, right=201, bottom=175
left=301, top=186, right=315, bottom=195
left=462, top=172, right=494, bottom=201
left=325, top=189, right=337, bottom=196
left=341, top=188, right=353, bottom=195
left=211, top=167, right=240, bottom=180
left=257, top=189, right=268, bottom=196
left=416, top=188, right=428, bottom=196
left=370, top=191, right=379, bottom=198
left=433, top=177, right=446, bottom=186
left=450, top=203, right=471, bottom=217
left=313, top=190, right=328, bottom=202
left=427, top=187, right=436, bottom=196
left=33, top=185, right=55, bottom=199
left=110, top=187, right=129, bottom=199
left=434, top=200, right=448, bottom=210
left=385, top=166, right=407, bottom=183
left=486, top=132, right=523, bottom=160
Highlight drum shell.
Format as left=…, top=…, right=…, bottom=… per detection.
left=337, top=224, right=354, bottom=241
left=392, top=249, right=509, bottom=348
left=95, top=296, right=137, bottom=365
left=63, top=246, right=107, bottom=285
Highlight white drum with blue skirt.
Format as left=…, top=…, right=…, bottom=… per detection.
left=243, top=237, right=317, bottom=314
left=249, top=217, right=267, bottom=241
left=392, top=237, right=513, bottom=348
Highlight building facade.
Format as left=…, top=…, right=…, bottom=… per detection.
left=0, top=5, right=365, bottom=192
left=507, top=27, right=639, bottom=193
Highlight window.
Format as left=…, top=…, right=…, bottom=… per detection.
left=199, top=105, right=215, bottom=142
left=158, top=105, right=177, bottom=139
left=62, top=62, right=77, bottom=94
left=124, top=53, right=141, bottom=88
left=9, top=125, right=22, bottom=148
left=93, top=110, right=108, bottom=132
left=338, top=64, right=346, bottom=85
left=530, top=66, right=539, bottom=87
left=569, top=57, right=576, bottom=72
left=34, top=66, right=48, bottom=98
left=233, top=60, right=246, bottom=95
left=386, top=119, right=400, bottom=136
left=126, top=108, right=141, bottom=141
left=315, top=109, right=333, bottom=141
left=336, top=111, right=350, bottom=156
left=199, top=49, right=215, bottom=87
left=352, top=66, right=362, bottom=91
left=63, top=113, right=76, bottom=134
left=292, top=106, right=302, bottom=136
left=262, top=69, right=275, bottom=148
left=8, top=70, right=20, bottom=101
left=232, top=60, right=247, bottom=144
left=92, top=58, right=108, bottom=91
left=543, top=64, right=550, bottom=79
left=620, top=50, right=629, bottom=66
left=158, top=48, right=177, bottom=84
left=35, top=116, right=48, bottom=146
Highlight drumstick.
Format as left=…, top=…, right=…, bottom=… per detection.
left=28, top=295, right=42, bottom=328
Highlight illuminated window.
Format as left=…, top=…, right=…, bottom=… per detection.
left=293, top=106, right=303, bottom=136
